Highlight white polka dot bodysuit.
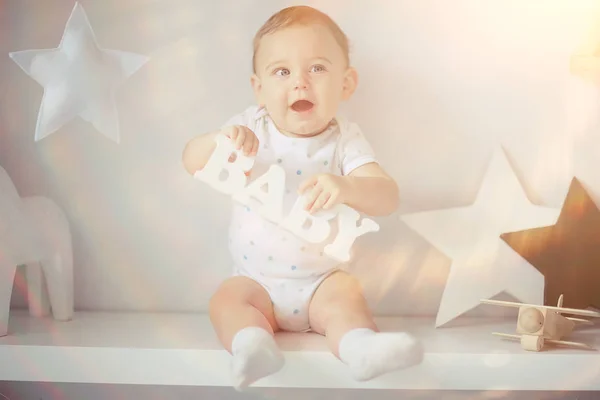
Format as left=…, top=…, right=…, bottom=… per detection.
left=222, top=106, right=378, bottom=332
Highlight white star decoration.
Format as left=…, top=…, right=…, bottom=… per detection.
left=400, top=147, right=561, bottom=327
left=9, top=2, right=149, bottom=143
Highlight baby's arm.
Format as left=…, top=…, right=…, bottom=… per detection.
left=299, top=123, right=399, bottom=216
left=299, top=162, right=398, bottom=217
left=182, top=131, right=221, bottom=175
left=343, top=162, right=399, bottom=216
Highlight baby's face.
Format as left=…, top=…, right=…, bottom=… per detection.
left=252, top=24, right=356, bottom=138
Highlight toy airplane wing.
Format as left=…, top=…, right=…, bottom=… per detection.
left=566, top=317, right=594, bottom=325
left=491, top=332, right=596, bottom=350
left=480, top=298, right=600, bottom=318
left=480, top=299, right=525, bottom=309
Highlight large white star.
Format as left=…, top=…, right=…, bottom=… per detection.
left=400, top=147, right=561, bottom=327
left=9, top=2, right=149, bottom=143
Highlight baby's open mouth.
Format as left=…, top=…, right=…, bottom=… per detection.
left=291, top=100, right=314, bottom=112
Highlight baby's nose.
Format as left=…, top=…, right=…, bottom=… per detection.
left=294, top=74, right=309, bottom=90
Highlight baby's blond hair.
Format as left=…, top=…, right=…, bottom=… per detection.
left=252, top=5, right=350, bottom=73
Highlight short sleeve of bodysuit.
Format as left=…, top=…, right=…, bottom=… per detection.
left=338, top=120, right=378, bottom=176
left=220, top=106, right=261, bottom=131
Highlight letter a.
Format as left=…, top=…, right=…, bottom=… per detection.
left=233, top=164, right=286, bottom=223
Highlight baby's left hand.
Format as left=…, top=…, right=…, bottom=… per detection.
left=298, top=173, right=351, bottom=214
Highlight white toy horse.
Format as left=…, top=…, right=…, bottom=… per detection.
left=0, top=165, right=73, bottom=336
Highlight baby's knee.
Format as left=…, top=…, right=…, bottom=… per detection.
left=318, top=272, right=365, bottom=303
left=208, top=290, right=228, bottom=321
left=209, top=276, right=269, bottom=313
left=209, top=277, right=243, bottom=312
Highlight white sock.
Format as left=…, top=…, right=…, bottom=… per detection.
left=230, top=326, right=285, bottom=391
left=338, top=328, right=423, bottom=381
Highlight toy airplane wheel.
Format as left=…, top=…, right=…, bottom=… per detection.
left=521, top=335, right=544, bottom=351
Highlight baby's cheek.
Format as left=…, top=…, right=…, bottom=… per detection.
left=278, top=92, right=289, bottom=107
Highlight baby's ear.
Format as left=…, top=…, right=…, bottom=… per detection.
left=250, top=74, right=264, bottom=105
left=342, top=67, right=358, bottom=100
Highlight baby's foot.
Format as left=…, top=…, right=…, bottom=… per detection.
left=338, top=328, right=423, bottom=381
left=230, top=326, right=285, bottom=391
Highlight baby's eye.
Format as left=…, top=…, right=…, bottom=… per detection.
left=310, top=64, right=326, bottom=73
left=274, top=68, right=290, bottom=76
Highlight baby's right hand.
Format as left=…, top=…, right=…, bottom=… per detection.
left=221, top=125, right=259, bottom=157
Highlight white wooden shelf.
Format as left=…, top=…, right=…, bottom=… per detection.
left=1, top=310, right=599, bottom=390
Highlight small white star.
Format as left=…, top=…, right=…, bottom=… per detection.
left=9, top=2, right=149, bottom=143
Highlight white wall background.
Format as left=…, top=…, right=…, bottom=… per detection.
left=1, top=0, right=600, bottom=317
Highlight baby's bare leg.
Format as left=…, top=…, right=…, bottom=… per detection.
left=209, top=276, right=283, bottom=390
left=308, top=271, right=377, bottom=354
left=309, top=271, right=423, bottom=380
left=209, top=276, right=278, bottom=351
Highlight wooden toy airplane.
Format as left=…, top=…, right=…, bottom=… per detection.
left=480, top=294, right=600, bottom=352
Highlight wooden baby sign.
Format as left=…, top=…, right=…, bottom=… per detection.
left=194, top=134, right=379, bottom=262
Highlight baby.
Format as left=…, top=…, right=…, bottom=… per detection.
left=182, top=5, right=423, bottom=391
